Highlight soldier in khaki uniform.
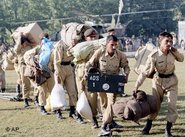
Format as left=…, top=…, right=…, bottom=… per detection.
left=75, top=28, right=98, bottom=94
left=0, top=44, right=7, bottom=93
left=54, top=40, right=83, bottom=122
left=134, top=32, right=184, bottom=137
left=85, top=35, right=130, bottom=136
left=13, top=57, right=22, bottom=100
left=24, top=44, right=55, bottom=115
left=74, top=28, right=100, bottom=128
left=107, top=27, right=127, bottom=96
left=14, top=35, right=36, bottom=107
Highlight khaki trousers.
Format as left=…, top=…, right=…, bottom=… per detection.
left=20, top=64, right=31, bottom=99
left=37, top=73, right=54, bottom=106
left=58, top=65, right=77, bottom=106
left=148, top=74, right=178, bottom=123
left=0, top=67, right=6, bottom=89
left=99, top=92, right=116, bottom=125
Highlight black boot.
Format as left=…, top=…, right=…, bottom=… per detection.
left=98, top=124, right=111, bottom=137
left=69, top=106, right=84, bottom=123
left=34, top=96, right=39, bottom=108
left=107, top=120, right=123, bottom=130
left=14, top=84, right=22, bottom=101
left=16, top=84, right=21, bottom=94
left=142, top=119, right=153, bottom=135
left=24, top=98, right=29, bottom=108
left=1, top=88, right=5, bottom=93
left=76, top=112, right=84, bottom=124
left=55, top=109, right=64, bottom=119
left=69, top=106, right=77, bottom=119
left=92, top=117, right=99, bottom=128
left=40, top=106, right=48, bottom=115
left=165, top=121, right=173, bottom=137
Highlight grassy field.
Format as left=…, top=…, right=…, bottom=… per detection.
left=0, top=57, right=185, bottom=137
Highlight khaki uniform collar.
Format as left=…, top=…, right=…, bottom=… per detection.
left=158, top=48, right=170, bottom=56
left=105, top=49, right=118, bottom=58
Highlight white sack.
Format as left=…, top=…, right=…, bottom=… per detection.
left=50, top=83, right=68, bottom=111
left=76, top=92, right=93, bottom=121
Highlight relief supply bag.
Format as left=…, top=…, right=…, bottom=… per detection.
left=39, top=37, right=54, bottom=72
left=134, top=43, right=157, bottom=75
left=50, top=83, right=68, bottom=111
left=76, top=92, right=93, bottom=121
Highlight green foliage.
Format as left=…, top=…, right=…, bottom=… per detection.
left=1, top=0, right=185, bottom=43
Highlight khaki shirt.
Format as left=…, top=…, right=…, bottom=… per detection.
left=135, top=48, right=184, bottom=89
left=53, top=40, right=74, bottom=75
left=85, top=47, right=130, bottom=75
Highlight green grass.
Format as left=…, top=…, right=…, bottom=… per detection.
left=0, top=58, right=185, bottom=137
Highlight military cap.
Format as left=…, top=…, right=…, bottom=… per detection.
left=84, top=28, right=97, bottom=37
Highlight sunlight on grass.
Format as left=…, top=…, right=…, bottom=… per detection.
left=0, top=57, right=185, bottom=137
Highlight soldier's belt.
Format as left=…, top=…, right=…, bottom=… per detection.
left=61, top=61, right=71, bottom=65
left=87, top=73, right=126, bottom=94
left=158, top=73, right=174, bottom=78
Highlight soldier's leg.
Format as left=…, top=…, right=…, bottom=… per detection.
left=165, top=85, right=178, bottom=137
left=86, top=92, right=99, bottom=128
left=166, top=85, right=178, bottom=123
left=1, top=69, right=6, bottom=93
left=102, top=93, right=121, bottom=128
left=12, top=77, right=22, bottom=101
left=65, top=73, right=85, bottom=123
left=46, top=73, right=55, bottom=94
left=20, top=65, right=31, bottom=108
left=38, top=73, right=54, bottom=115
left=75, top=64, right=85, bottom=98
left=65, top=74, right=77, bottom=107
left=97, top=95, right=103, bottom=119
left=37, top=83, right=49, bottom=115
left=29, top=79, right=39, bottom=107
left=142, top=82, right=164, bottom=135
left=42, top=74, right=54, bottom=109
left=14, top=65, right=22, bottom=99
left=98, top=92, right=107, bottom=114
left=98, top=93, right=116, bottom=136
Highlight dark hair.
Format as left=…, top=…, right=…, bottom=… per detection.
left=39, top=32, right=49, bottom=40
left=106, top=35, right=118, bottom=43
left=43, top=33, right=49, bottom=39
left=159, top=32, right=173, bottom=40
left=21, top=35, right=31, bottom=44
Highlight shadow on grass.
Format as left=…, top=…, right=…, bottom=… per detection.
left=0, top=106, right=36, bottom=111
left=177, top=95, right=185, bottom=101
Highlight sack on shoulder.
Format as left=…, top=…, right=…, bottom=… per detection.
left=134, top=43, right=156, bottom=75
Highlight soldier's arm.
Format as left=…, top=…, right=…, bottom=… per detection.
left=119, top=52, right=130, bottom=83
left=53, top=41, right=63, bottom=77
left=170, top=47, right=184, bottom=62
left=85, top=48, right=101, bottom=77
left=120, top=52, right=130, bottom=76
